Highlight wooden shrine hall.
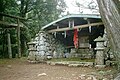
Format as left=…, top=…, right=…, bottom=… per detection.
left=42, top=14, right=104, bottom=51
left=27, top=14, right=107, bottom=64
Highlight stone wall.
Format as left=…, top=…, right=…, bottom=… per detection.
left=69, top=48, right=94, bottom=59
left=28, top=31, right=65, bottom=61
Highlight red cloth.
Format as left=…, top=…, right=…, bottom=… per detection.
left=73, top=29, right=78, bottom=48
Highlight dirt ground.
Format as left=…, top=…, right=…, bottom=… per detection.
left=0, top=58, right=116, bottom=80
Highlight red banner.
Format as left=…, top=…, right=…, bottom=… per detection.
left=73, top=29, right=78, bottom=48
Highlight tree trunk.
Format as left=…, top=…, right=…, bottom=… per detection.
left=97, top=0, right=120, bottom=70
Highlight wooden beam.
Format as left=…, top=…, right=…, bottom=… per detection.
left=48, top=22, right=103, bottom=33
left=0, top=12, right=25, bottom=20
left=0, top=21, right=23, bottom=28
left=0, top=21, right=18, bottom=28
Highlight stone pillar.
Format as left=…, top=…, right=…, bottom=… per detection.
left=27, top=41, right=37, bottom=61
left=17, top=19, right=21, bottom=58
left=94, top=36, right=105, bottom=67
left=7, top=31, right=12, bottom=59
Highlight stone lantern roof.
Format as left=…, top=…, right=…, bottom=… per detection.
left=94, top=36, right=104, bottom=42
left=27, top=41, right=37, bottom=45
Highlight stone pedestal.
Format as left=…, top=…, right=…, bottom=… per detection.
left=94, top=36, right=105, bottom=67
left=27, top=41, right=37, bottom=61
left=95, top=48, right=104, bottom=65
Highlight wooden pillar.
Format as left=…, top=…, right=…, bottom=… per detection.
left=69, top=20, right=71, bottom=28
left=2, top=16, right=5, bottom=58
left=7, top=30, right=12, bottom=58
left=87, top=19, right=91, bottom=33
left=72, top=20, right=74, bottom=27
left=17, top=19, right=21, bottom=58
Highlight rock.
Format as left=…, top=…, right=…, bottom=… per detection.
left=53, top=51, right=57, bottom=58
left=84, top=62, right=94, bottom=67
left=86, top=76, right=93, bottom=80
left=37, top=73, right=47, bottom=77
left=64, top=52, right=70, bottom=58
left=61, top=62, right=69, bottom=65
left=28, top=60, right=38, bottom=63
left=54, top=62, right=69, bottom=66
left=50, top=62, right=56, bottom=65
left=68, top=64, right=81, bottom=67
left=103, top=78, right=109, bottom=80
left=79, top=74, right=86, bottom=80
left=98, top=70, right=105, bottom=75
left=78, top=74, right=97, bottom=80
left=46, top=61, right=51, bottom=65
left=95, top=65, right=106, bottom=68
left=54, top=62, right=62, bottom=65
left=7, top=65, right=12, bottom=68
left=68, top=62, right=94, bottom=67
left=114, top=73, right=120, bottom=80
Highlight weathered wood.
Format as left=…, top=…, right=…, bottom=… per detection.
left=87, top=19, right=91, bottom=33
left=0, top=21, right=23, bottom=28
left=69, top=20, right=70, bottom=28
left=72, top=20, right=74, bottom=28
left=68, top=20, right=74, bottom=28
left=0, top=13, right=24, bottom=58
left=17, top=19, right=21, bottom=58
left=7, top=30, right=12, bottom=58
left=0, top=12, right=25, bottom=20
left=48, top=22, right=103, bottom=33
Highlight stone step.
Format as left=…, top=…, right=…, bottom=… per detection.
left=47, top=61, right=94, bottom=67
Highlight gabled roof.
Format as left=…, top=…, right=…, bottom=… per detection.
left=41, top=14, right=101, bottom=30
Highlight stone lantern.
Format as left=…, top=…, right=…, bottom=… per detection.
left=27, top=41, right=37, bottom=61
left=94, top=36, right=105, bottom=67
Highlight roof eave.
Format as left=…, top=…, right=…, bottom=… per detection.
left=41, top=14, right=101, bottom=30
